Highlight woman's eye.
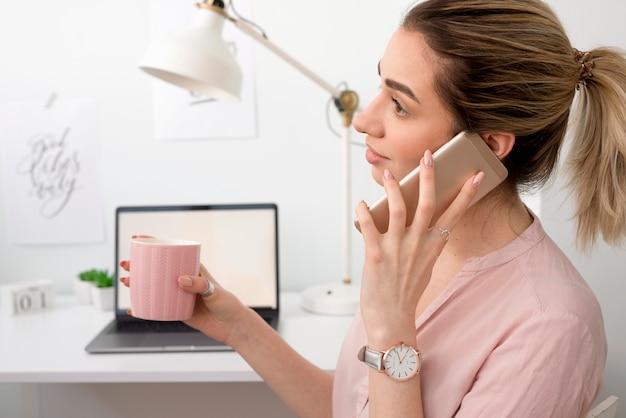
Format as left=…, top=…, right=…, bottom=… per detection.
left=392, top=98, right=407, bottom=116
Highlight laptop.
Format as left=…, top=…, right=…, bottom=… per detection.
left=85, top=203, right=280, bottom=353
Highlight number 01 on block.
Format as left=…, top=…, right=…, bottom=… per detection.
left=0, top=279, right=55, bottom=315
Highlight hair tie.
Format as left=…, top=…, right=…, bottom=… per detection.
left=574, top=48, right=595, bottom=90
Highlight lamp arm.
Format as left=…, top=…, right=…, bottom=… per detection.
left=205, top=3, right=361, bottom=297
left=230, top=19, right=342, bottom=100
left=232, top=17, right=360, bottom=286
left=235, top=18, right=361, bottom=128
left=232, top=14, right=359, bottom=287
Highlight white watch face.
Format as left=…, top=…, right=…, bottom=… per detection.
left=383, top=344, right=420, bottom=381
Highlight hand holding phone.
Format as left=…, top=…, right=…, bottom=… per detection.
left=355, top=131, right=508, bottom=233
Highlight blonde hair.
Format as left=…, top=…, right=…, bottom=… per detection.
left=403, top=0, right=626, bottom=251
left=568, top=48, right=626, bottom=251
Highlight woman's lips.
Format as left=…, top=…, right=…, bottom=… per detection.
left=365, top=146, right=388, bottom=165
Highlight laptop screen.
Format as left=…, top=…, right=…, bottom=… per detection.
left=115, top=204, right=279, bottom=312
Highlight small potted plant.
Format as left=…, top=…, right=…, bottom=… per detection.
left=75, top=269, right=115, bottom=310
left=74, top=269, right=97, bottom=304
left=91, top=269, right=114, bottom=311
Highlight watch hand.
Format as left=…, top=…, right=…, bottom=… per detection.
left=398, top=348, right=408, bottom=364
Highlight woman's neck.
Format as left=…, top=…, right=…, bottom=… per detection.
left=442, top=190, right=533, bottom=261
left=417, top=190, right=533, bottom=319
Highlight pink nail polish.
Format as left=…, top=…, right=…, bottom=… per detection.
left=473, top=172, right=485, bottom=187
left=424, top=150, right=433, bottom=167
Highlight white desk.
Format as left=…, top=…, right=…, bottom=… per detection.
left=0, top=292, right=355, bottom=418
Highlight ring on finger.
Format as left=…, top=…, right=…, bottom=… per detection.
left=435, top=225, right=451, bottom=241
left=201, top=278, right=216, bottom=298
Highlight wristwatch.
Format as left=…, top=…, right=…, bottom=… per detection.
left=358, top=342, right=422, bottom=381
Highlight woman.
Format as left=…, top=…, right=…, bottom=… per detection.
left=123, top=0, right=626, bottom=416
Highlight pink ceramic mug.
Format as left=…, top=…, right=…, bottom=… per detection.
left=129, top=237, right=201, bottom=321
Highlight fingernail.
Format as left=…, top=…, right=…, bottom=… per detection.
left=424, top=150, right=433, bottom=167
left=473, top=172, right=484, bottom=187
left=384, top=169, right=394, bottom=180
left=179, top=276, right=193, bottom=287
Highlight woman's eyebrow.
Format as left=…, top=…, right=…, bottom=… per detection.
left=385, top=79, right=419, bottom=103
left=378, top=61, right=420, bottom=104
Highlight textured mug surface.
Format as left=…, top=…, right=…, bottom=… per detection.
left=129, top=238, right=201, bottom=321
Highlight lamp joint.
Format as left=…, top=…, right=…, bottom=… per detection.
left=196, top=1, right=229, bottom=17
left=336, top=90, right=359, bottom=127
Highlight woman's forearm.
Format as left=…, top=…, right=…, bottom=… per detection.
left=228, top=308, right=334, bottom=418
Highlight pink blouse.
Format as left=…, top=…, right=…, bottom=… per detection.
left=333, top=216, right=607, bottom=417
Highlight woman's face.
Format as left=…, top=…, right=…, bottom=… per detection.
left=354, top=28, right=456, bottom=185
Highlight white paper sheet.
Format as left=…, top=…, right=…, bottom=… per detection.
left=0, top=99, right=104, bottom=245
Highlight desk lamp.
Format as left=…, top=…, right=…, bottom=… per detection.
left=140, top=0, right=360, bottom=315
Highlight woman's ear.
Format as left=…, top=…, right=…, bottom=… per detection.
left=481, top=132, right=515, bottom=159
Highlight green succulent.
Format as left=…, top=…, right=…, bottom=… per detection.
left=78, top=269, right=114, bottom=288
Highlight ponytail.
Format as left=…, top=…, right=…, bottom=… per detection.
left=567, top=47, right=626, bottom=251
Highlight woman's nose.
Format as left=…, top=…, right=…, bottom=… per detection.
left=353, top=99, right=383, bottom=138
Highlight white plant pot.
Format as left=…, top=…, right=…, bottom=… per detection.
left=91, top=286, right=114, bottom=311
left=73, top=279, right=93, bottom=304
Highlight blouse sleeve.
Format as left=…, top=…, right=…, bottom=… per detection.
left=455, top=311, right=606, bottom=417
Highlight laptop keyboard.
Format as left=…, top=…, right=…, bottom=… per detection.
left=115, top=320, right=197, bottom=333
left=114, top=315, right=274, bottom=334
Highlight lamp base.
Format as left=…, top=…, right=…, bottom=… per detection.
left=300, top=282, right=360, bottom=315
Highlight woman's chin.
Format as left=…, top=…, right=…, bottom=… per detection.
left=371, top=166, right=384, bottom=186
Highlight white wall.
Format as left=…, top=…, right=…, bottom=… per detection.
left=0, top=0, right=624, bottom=415
left=0, top=0, right=399, bottom=294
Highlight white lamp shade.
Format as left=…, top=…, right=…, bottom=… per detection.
left=139, top=8, right=243, bottom=102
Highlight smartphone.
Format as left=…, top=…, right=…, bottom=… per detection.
left=355, top=131, right=508, bottom=233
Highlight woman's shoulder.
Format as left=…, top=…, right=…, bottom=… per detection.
left=462, top=215, right=602, bottom=323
